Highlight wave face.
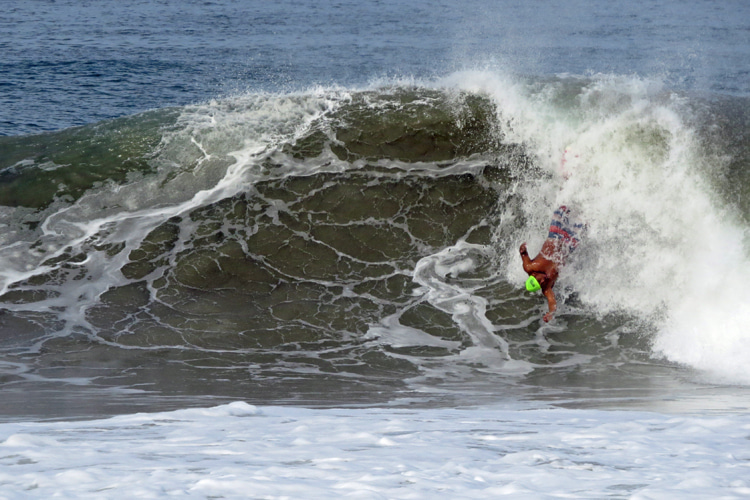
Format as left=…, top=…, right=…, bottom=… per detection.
left=0, top=73, right=749, bottom=416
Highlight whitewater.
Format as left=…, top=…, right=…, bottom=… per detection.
left=1, top=402, right=749, bottom=499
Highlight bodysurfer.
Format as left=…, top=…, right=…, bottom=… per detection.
left=520, top=205, right=583, bottom=322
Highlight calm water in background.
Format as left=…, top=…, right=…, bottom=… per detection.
left=3, top=0, right=748, bottom=135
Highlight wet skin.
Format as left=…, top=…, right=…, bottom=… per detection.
left=519, top=239, right=568, bottom=322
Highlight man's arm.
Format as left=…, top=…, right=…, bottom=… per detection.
left=519, top=243, right=542, bottom=273
left=521, top=243, right=557, bottom=322
left=542, top=288, right=557, bottom=322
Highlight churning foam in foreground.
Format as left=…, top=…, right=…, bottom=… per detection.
left=450, top=70, right=750, bottom=384
left=2, top=402, right=750, bottom=498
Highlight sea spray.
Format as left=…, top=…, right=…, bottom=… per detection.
left=470, top=71, right=750, bottom=383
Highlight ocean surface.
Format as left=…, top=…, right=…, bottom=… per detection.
left=1, top=0, right=750, bottom=497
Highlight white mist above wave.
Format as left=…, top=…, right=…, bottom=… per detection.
left=1, top=401, right=749, bottom=499
left=450, top=70, right=750, bottom=384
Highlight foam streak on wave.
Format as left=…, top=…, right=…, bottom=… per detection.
left=0, top=92, right=343, bottom=329
left=414, top=242, right=507, bottom=354
left=405, top=241, right=533, bottom=379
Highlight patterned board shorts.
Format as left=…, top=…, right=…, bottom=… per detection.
left=548, top=205, right=584, bottom=253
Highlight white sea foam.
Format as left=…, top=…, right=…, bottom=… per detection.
left=0, top=402, right=749, bottom=499
left=413, top=242, right=508, bottom=353
left=365, top=240, right=536, bottom=382
left=448, top=70, right=750, bottom=385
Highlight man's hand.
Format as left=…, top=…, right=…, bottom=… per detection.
left=519, top=243, right=528, bottom=256
left=543, top=312, right=554, bottom=322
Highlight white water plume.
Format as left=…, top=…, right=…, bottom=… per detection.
left=461, top=70, right=750, bottom=384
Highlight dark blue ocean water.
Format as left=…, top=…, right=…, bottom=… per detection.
left=3, top=0, right=749, bottom=136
